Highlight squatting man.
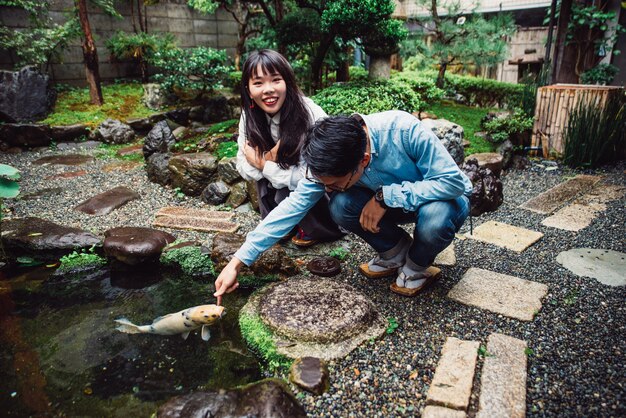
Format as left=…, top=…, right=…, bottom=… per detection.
left=214, top=110, right=473, bottom=301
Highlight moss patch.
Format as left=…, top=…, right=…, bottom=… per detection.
left=239, top=310, right=292, bottom=373
left=57, top=250, right=107, bottom=276
left=238, top=274, right=279, bottom=289
left=43, top=83, right=160, bottom=128
left=424, top=100, right=496, bottom=155
left=160, top=246, right=215, bottom=277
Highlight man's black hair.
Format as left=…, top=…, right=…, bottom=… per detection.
left=301, top=115, right=367, bottom=177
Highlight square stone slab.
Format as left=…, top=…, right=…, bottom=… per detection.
left=465, top=221, right=543, bottom=253
left=542, top=184, right=625, bottom=231
left=476, top=333, right=527, bottom=418
left=434, top=243, right=456, bottom=266
left=447, top=268, right=548, bottom=321
left=519, top=174, right=601, bottom=214
left=426, top=337, right=479, bottom=410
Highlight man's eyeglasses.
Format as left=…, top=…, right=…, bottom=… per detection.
left=305, top=167, right=356, bottom=193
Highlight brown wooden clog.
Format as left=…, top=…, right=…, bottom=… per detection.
left=389, top=266, right=442, bottom=297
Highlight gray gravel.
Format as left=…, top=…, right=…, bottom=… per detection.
left=1, top=145, right=624, bottom=417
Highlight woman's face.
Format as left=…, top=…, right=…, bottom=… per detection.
left=247, top=63, right=287, bottom=116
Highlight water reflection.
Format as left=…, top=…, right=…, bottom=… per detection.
left=0, top=264, right=262, bottom=416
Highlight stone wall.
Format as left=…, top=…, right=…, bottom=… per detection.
left=0, top=0, right=238, bottom=85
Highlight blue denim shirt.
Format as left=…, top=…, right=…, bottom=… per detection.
left=234, top=110, right=473, bottom=266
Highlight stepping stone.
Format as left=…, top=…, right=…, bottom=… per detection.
left=434, top=242, right=456, bottom=266
left=74, top=186, right=140, bottom=216
left=20, top=187, right=63, bottom=200
left=447, top=268, right=548, bottom=321
left=423, top=406, right=466, bottom=418
left=542, top=184, right=625, bottom=231
left=153, top=206, right=238, bottom=233
left=519, top=174, right=601, bottom=214
left=476, top=333, right=527, bottom=418
left=102, top=161, right=142, bottom=173
left=289, top=356, right=329, bottom=395
left=426, top=337, right=479, bottom=410
left=44, top=170, right=88, bottom=180
left=104, top=226, right=175, bottom=265
left=556, top=248, right=626, bottom=287
left=115, top=143, right=143, bottom=156
left=32, top=154, right=94, bottom=166
left=465, top=221, right=543, bottom=253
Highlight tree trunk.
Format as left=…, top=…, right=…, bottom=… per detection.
left=336, top=60, right=350, bottom=82
left=436, top=61, right=447, bottom=88
left=76, top=0, right=103, bottom=105
left=368, top=55, right=391, bottom=80
left=311, top=33, right=335, bottom=91
left=551, top=0, right=577, bottom=84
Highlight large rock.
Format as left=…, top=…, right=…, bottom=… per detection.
left=90, top=119, right=135, bottom=144
left=168, top=153, right=218, bottom=196
left=246, top=180, right=259, bottom=211
left=211, top=232, right=298, bottom=278
left=143, top=120, right=177, bottom=159
left=156, top=378, right=306, bottom=418
left=241, top=277, right=387, bottom=360
left=49, top=124, right=90, bottom=142
left=201, top=181, right=231, bottom=205
left=460, top=158, right=503, bottom=216
left=142, top=83, right=171, bottom=110
left=0, top=66, right=56, bottom=122
left=465, top=152, right=504, bottom=178
left=217, top=157, right=241, bottom=184
left=103, top=227, right=175, bottom=265
left=146, top=153, right=172, bottom=186
left=202, top=95, right=233, bottom=124
left=166, top=108, right=190, bottom=126
left=0, top=123, right=52, bottom=147
left=1, top=217, right=101, bottom=260
left=289, top=357, right=329, bottom=395
left=225, top=181, right=247, bottom=208
left=421, top=118, right=465, bottom=165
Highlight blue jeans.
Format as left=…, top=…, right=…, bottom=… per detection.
left=329, top=187, right=469, bottom=267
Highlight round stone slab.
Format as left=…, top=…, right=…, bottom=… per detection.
left=242, top=277, right=386, bottom=360
left=307, top=256, right=341, bottom=277
left=556, top=248, right=626, bottom=286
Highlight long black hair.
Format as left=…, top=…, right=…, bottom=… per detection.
left=241, top=49, right=310, bottom=169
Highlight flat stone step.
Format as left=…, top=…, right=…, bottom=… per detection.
left=542, top=184, right=625, bottom=231
left=465, top=221, right=543, bottom=253
left=423, top=405, right=466, bottom=418
left=153, top=215, right=238, bottom=233
left=476, top=333, right=527, bottom=418
left=434, top=242, right=456, bottom=266
left=74, top=186, right=140, bottom=216
left=426, top=337, right=479, bottom=410
left=556, top=248, right=626, bottom=287
left=155, top=206, right=233, bottom=219
left=519, top=174, right=601, bottom=214
left=447, top=268, right=548, bottom=321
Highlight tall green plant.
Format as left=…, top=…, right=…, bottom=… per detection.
left=562, top=94, right=625, bottom=168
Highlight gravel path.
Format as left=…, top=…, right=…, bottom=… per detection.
left=1, top=144, right=624, bottom=417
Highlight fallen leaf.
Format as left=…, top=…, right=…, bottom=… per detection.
left=354, top=368, right=360, bottom=377
left=409, top=371, right=418, bottom=380
left=28, top=232, right=43, bottom=236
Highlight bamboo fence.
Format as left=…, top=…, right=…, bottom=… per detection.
left=531, top=84, right=624, bottom=156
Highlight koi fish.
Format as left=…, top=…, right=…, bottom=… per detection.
left=114, top=304, right=224, bottom=341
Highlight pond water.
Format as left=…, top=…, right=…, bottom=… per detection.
left=0, top=264, right=262, bottom=416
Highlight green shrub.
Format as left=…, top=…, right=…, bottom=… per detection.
left=227, top=70, right=242, bottom=92
left=312, top=79, right=422, bottom=115
left=151, top=47, right=233, bottom=98
left=562, top=94, right=625, bottom=168
left=580, top=64, right=619, bottom=85
left=57, top=248, right=107, bottom=275
left=349, top=66, right=369, bottom=82
left=483, top=109, right=534, bottom=144
left=392, top=71, right=445, bottom=104
left=160, top=245, right=216, bottom=276
left=445, top=73, right=525, bottom=108
left=105, top=31, right=176, bottom=82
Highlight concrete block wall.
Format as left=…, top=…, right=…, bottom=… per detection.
left=0, top=0, right=239, bottom=85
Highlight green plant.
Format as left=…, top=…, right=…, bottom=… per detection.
left=105, top=31, right=176, bottom=82
left=160, top=245, right=215, bottom=276
left=477, top=344, right=493, bottom=357
left=207, top=119, right=239, bottom=135
left=57, top=246, right=106, bottom=275
left=312, top=79, right=422, bottom=115
left=238, top=274, right=279, bottom=288
left=239, top=310, right=292, bottom=372
left=173, top=187, right=185, bottom=199
left=328, top=246, right=349, bottom=261
left=392, top=71, right=445, bottom=104
left=483, top=109, right=534, bottom=144
left=444, top=73, right=525, bottom=108
left=386, top=317, right=399, bottom=334
left=580, top=64, right=619, bottom=86
left=525, top=347, right=534, bottom=356
left=151, top=47, right=233, bottom=99
left=562, top=93, right=625, bottom=168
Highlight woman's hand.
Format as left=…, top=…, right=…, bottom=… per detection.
left=213, top=257, right=244, bottom=305
left=244, top=142, right=264, bottom=170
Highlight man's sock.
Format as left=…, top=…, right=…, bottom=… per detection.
left=367, top=234, right=412, bottom=272
left=396, top=257, right=430, bottom=288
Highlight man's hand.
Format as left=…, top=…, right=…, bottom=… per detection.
left=360, top=197, right=386, bottom=233
left=214, top=257, right=244, bottom=305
